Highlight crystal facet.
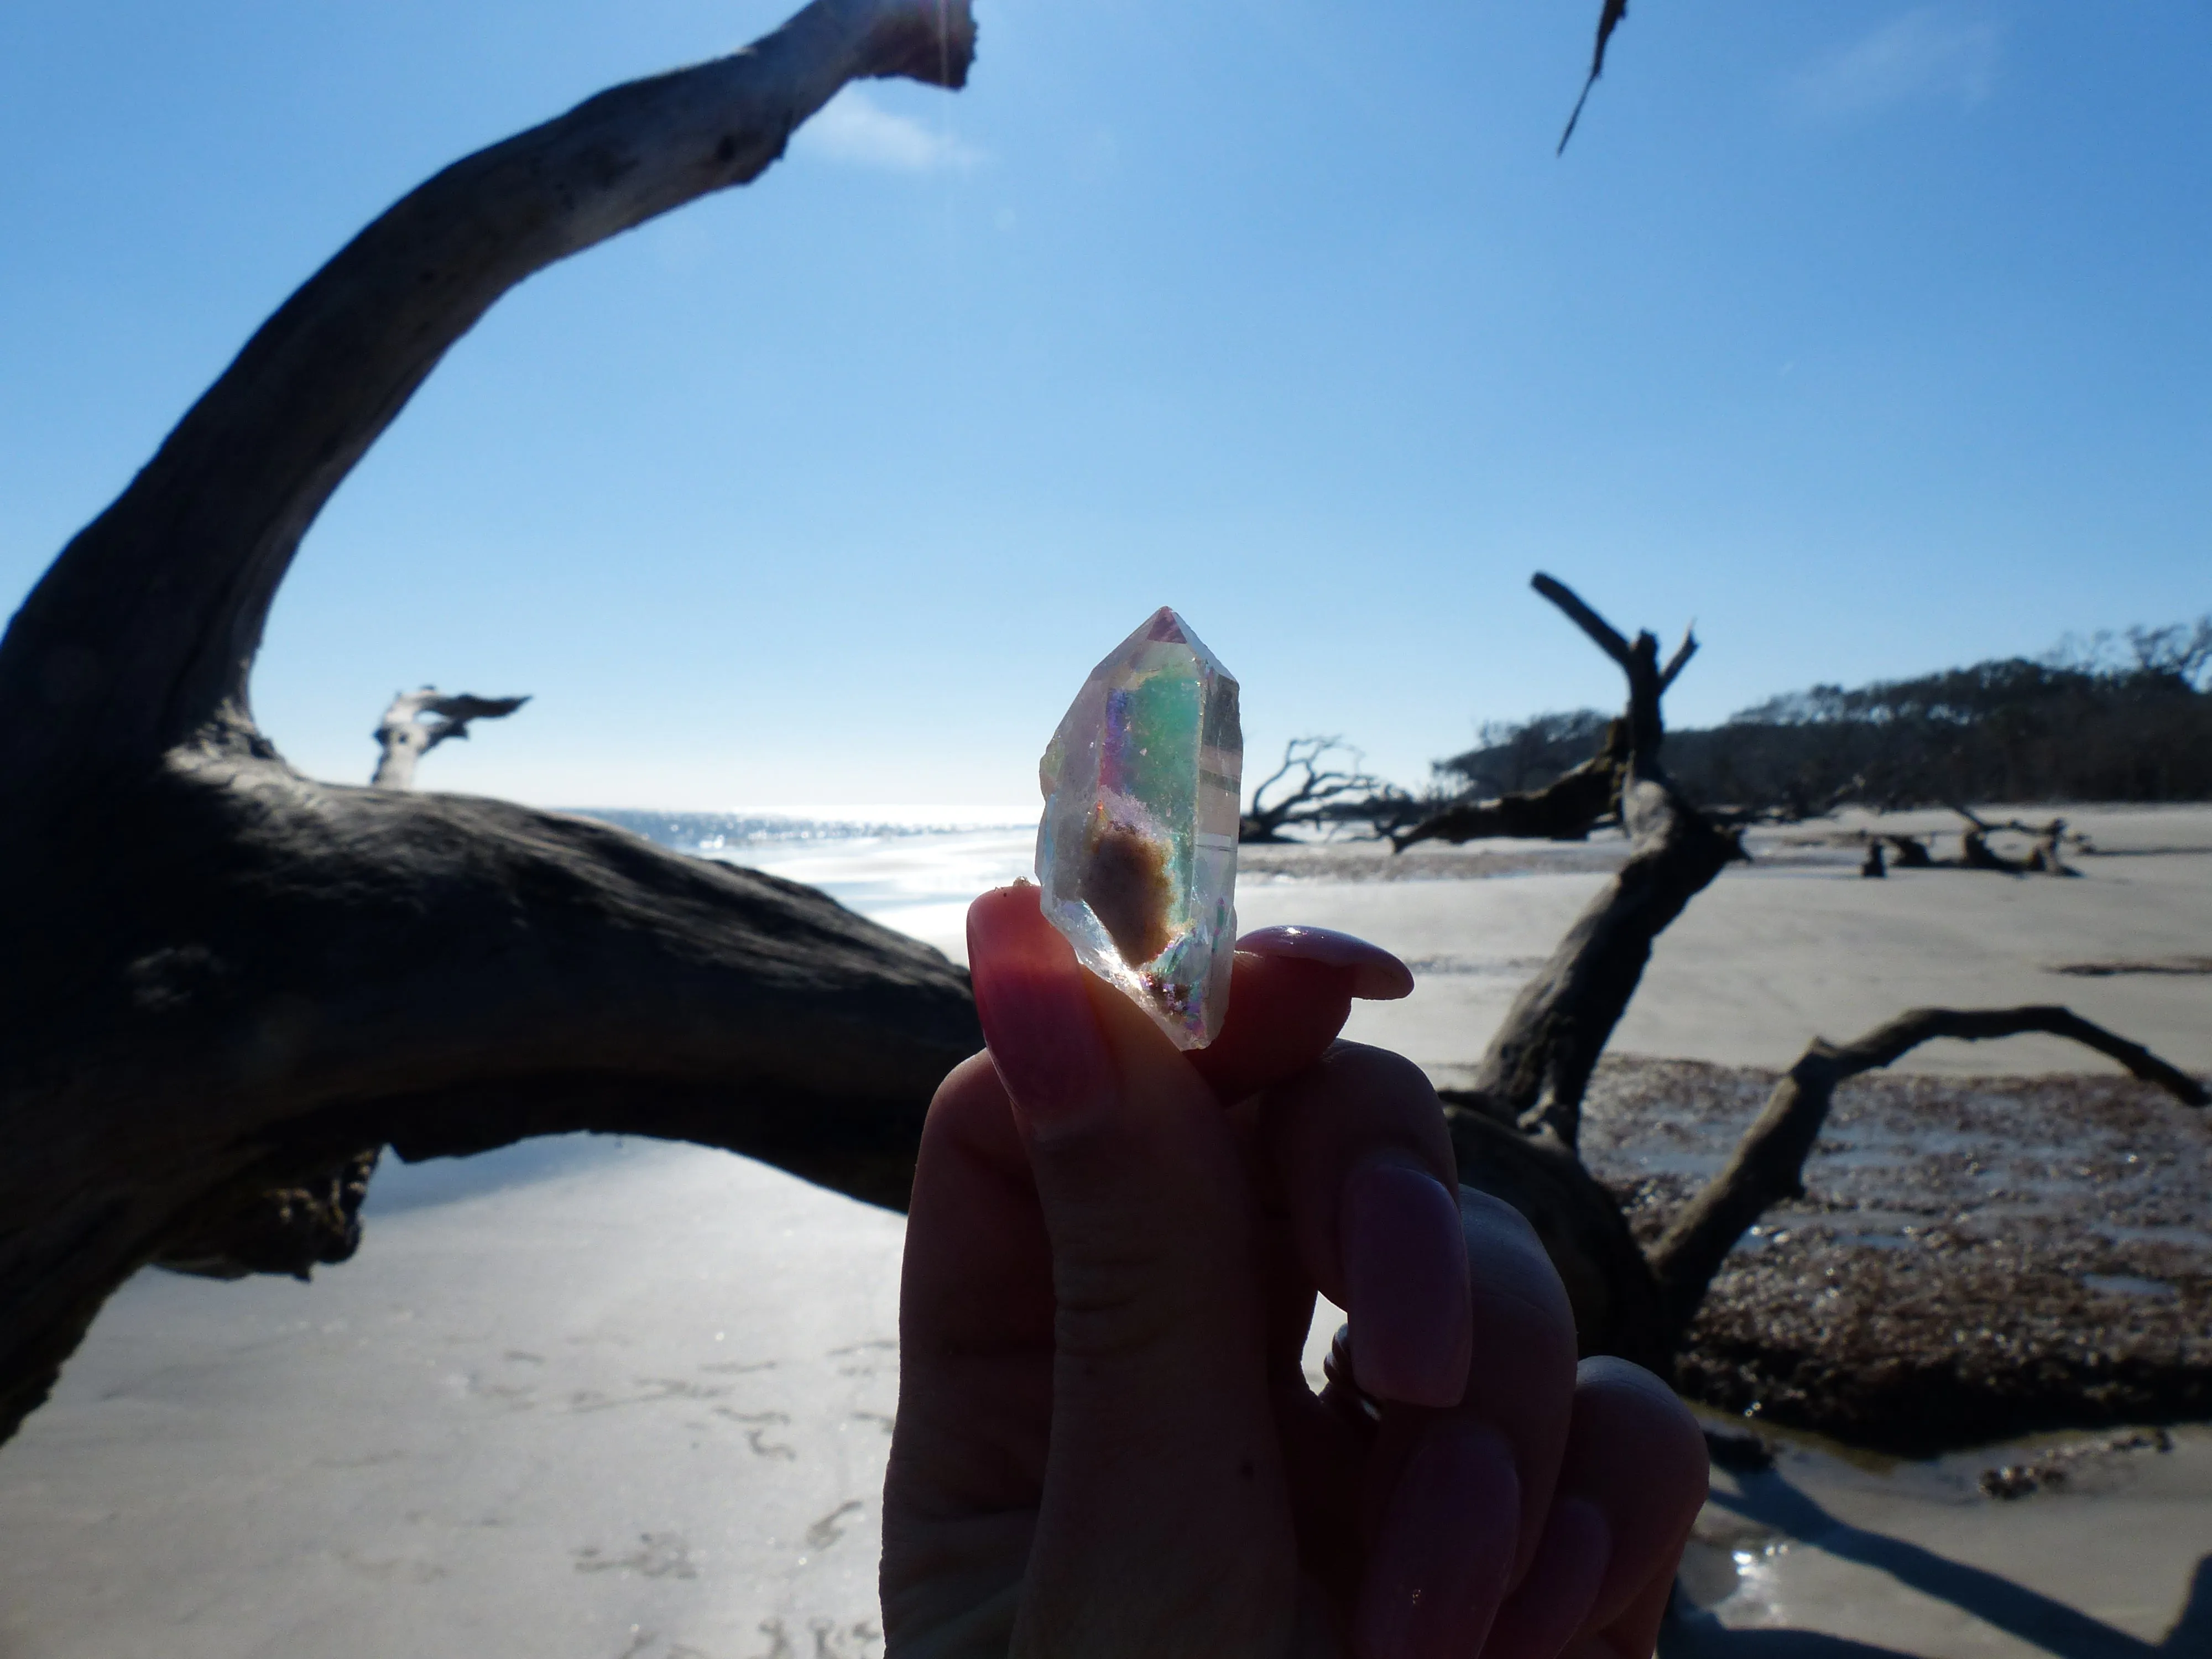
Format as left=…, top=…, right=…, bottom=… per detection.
left=1036, top=607, right=1243, bottom=1049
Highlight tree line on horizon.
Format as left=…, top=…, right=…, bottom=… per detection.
left=1437, top=615, right=2212, bottom=817
left=1246, top=615, right=2212, bottom=841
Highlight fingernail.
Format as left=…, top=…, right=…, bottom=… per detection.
left=1357, top=1418, right=1519, bottom=1659
left=967, top=885, right=1113, bottom=1126
left=1343, top=1164, right=1472, bottom=1408
left=1235, top=925, right=1415, bottom=1000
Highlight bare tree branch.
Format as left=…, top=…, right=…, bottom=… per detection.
left=1658, top=623, right=1698, bottom=692
left=1450, top=577, right=1741, bottom=1150
left=0, top=0, right=972, bottom=781
left=0, top=0, right=979, bottom=1449
left=372, top=688, right=530, bottom=789
left=1240, top=736, right=1388, bottom=842
left=1532, top=571, right=1634, bottom=669
left=1557, top=0, right=1630, bottom=155
left=1645, top=1007, right=2207, bottom=1343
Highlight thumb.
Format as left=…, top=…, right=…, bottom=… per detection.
left=967, top=883, right=1293, bottom=1655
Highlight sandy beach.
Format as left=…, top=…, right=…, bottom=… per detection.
left=2, top=802, right=2207, bottom=1656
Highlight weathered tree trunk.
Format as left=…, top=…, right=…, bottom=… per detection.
left=0, top=0, right=979, bottom=1448
left=1431, top=580, right=2205, bottom=1401
left=1430, top=576, right=1735, bottom=1371
left=372, top=688, right=530, bottom=789
left=1446, top=577, right=1737, bottom=1150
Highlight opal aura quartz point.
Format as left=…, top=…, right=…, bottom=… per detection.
left=1036, top=607, right=1243, bottom=1050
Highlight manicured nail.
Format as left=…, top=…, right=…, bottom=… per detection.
left=967, top=885, right=1113, bottom=1126
left=1342, top=1164, right=1472, bottom=1408
left=1481, top=1496, right=1610, bottom=1659
left=1356, top=1418, right=1519, bottom=1659
left=1235, top=925, right=1415, bottom=1000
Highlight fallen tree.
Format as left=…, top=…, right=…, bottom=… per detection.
left=0, top=0, right=981, bottom=1448
left=1239, top=737, right=1390, bottom=843
left=1393, top=582, right=1694, bottom=853
left=1397, top=580, right=2207, bottom=1407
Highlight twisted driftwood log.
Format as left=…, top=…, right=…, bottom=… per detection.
left=372, top=688, right=531, bottom=789
left=1646, top=1007, right=2207, bottom=1346
left=1393, top=580, right=1695, bottom=855
left=1431, top=581, right=2205, bottom=1400
left=1434, top=576, right=1739, bottom=1371
left=0, top=0, right=981, bottom=1448
left=1240, top=737, right=1391, bottom=843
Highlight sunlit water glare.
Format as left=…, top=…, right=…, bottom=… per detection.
left=581, top=808, right=1040, bottom=959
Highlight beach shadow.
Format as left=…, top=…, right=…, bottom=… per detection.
left=2162, top=1556, right=2212, bottom=1655
left=1661, top=1619, right=1921, bottom=1659
left=1674, top=1469, right=2212, bottom=1659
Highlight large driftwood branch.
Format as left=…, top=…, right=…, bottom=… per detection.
left=0, top=0, right=978, bottom=1448
left=0, top=0, right=971, bottom=781
left=1239, top=736, right=1389, bottom=843
left=372, top=688, right=530, bottom=789
left=1448, top=576, right=1739, bottom=1149
left=1645, top=1008, right=2209, bottom=1343
left=1392, top=745, right=1622, bottom=850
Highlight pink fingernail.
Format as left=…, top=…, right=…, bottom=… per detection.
left=1235, top=925, right=1415, bottom=1000
left=967, top=886, right=1113, bottom=1127
left=1356, top=1418, right=1519, bottom=1659
left=1343, top=1164, right=1472, bottom=1408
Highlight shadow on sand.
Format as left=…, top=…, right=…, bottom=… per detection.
left=1662, top=1467, right=2212, bottom=1658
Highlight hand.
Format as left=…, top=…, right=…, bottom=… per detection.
left=881, top=884, right=1706, bottom=1658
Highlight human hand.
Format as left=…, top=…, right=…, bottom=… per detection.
left=880, top=883, right=1706, bottom=1658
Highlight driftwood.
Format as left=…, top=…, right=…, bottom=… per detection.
left=1430, top=575, right=1739, bottom=1371
left=1390, top=744, right=1622, bottom=848
left=372, top=688, right=530, bottom=789
left=1558, top=0, right=1630, bottom=154
left=1447, top=577, right=1738, bottom=1149
left=1393, top=585, right=1695, bottom=855
left=1885, top=833, right=1936, bottom=868
left=0, top=0, right=980, bottom=1448
left=1431, top=580, right=2206, bottom=1395
left=1943, top=804, right=2079, bottom=877
left=1239, top=737, right=1389, bottom=843
left=1644, top=1008, right=2208, bottom=1345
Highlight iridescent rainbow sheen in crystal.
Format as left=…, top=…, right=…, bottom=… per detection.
left=1036, top=607, right=1242, bottom=1048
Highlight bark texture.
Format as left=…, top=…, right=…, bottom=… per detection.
left=0, top=0, right=979, bottom=1448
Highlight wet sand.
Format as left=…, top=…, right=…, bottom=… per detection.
left=1582, top=1058, right=2212, bottom=1452
left=6, top=1140, right=2206, bottom=1659
left=3, top=802, right=2207, bottom=1657
left=0, top=1141, right=905, bottom=1659
left=1226, top=806, right=2212, bottom=1085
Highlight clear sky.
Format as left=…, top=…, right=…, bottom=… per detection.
left=2, top=2, right=2206, bottom=811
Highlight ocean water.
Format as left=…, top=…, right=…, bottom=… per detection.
left=580, top=807, right=1040, bottom=959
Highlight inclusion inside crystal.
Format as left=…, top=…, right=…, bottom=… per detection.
left=1036, top=607, right=1242, bottom=1049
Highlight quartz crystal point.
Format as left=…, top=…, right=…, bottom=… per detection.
left=1036, top=607, right=1242, bottom=1049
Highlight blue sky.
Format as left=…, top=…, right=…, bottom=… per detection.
left=2, top=1, right=2207, bottom=810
